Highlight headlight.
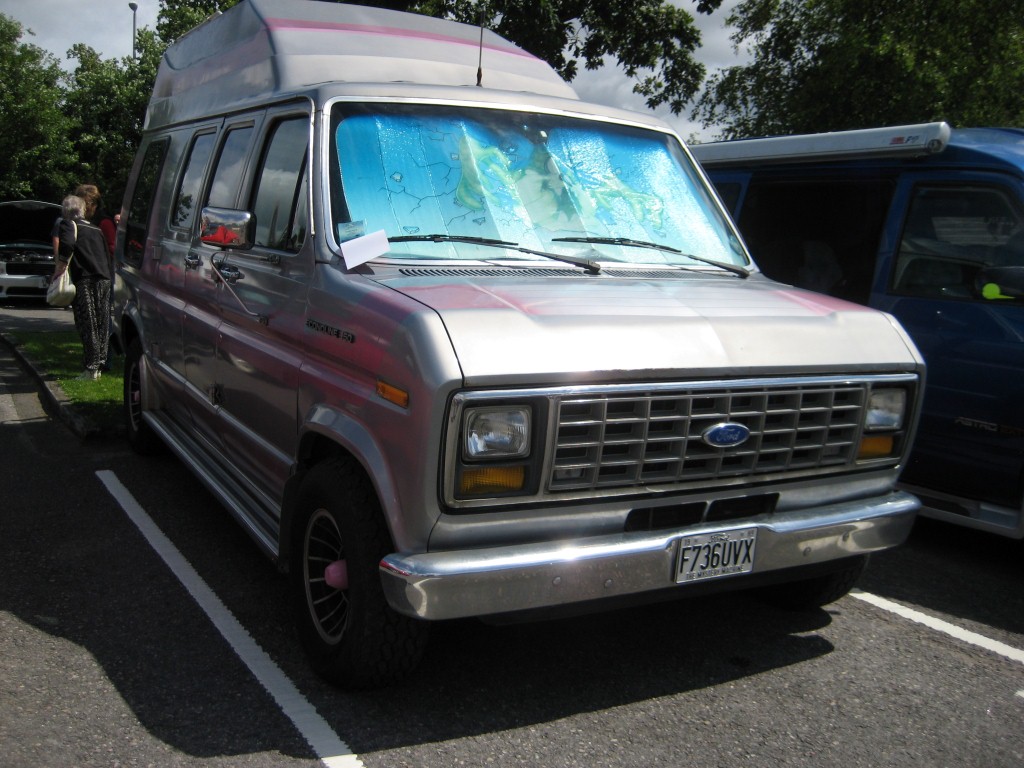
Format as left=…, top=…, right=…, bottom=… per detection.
left=858, top=387, right=908, bottom=460
left=463, top=407, right=531, bottom=460
left=865, top=388, right=906, bottom=430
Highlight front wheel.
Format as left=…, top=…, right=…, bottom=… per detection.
left=289, top=458, right=428, bottom=688
left=123, top=337, right=162, bottom=455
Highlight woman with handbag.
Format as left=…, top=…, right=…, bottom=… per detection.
left=50, top=195, right=112, bottom=380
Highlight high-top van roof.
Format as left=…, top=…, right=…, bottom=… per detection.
left=147, top=0, right=578, bottom=130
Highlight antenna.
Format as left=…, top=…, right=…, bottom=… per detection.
left=476, top=4, right=485, bottom=87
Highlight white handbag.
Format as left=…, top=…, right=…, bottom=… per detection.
left=47, top=221, right=77, bottom=307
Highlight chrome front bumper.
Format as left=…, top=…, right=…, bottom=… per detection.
left=379, top=491, right=919, bottom=620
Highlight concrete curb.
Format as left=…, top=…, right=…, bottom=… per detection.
left=0, top=329, right=103, bottom=439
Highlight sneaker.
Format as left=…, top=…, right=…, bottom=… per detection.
left=76, top=369, right=100, bottom=381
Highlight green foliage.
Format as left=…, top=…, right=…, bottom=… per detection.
left=0, top=16, right=75, bottom=200
left=694, top=0, right=1024, bottom=138
left=63, top=29, right=164, bottom=208
left=156, top=0, right=241, bottom=44
left=0, top=12, right=164, bottom=208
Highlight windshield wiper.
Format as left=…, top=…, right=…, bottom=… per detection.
left=387, top=233, right=602, bottom=274
left=551, top=236, right=750, bottom=278
left=389, top=234, right=518, bottom=247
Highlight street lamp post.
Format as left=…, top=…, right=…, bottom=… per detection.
left=129, top=2, right=138, bottom=61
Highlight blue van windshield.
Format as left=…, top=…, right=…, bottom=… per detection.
left=329, top=103, right=746, bottom=267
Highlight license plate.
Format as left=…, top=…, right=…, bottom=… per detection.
left=676, top=528, right=757, bottom=583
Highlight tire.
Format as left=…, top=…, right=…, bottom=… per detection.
left=757, top=556, right=868, bottom=611
left=290, top=457, right=428, bottom=688
left=123, top=337, right=162, bottom=455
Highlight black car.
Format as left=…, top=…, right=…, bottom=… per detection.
left=0, top=200, right=59, bottom=300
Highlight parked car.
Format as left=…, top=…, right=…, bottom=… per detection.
left=0, top=200, right=58, bottom=301
left=114, top=0, right=924, bottom=688
left=693, top=122, right=1024, bottom=538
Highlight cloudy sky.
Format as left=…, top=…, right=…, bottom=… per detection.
left=1, top=0, right=746, bottom=139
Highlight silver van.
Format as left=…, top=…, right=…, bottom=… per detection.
left=114, top=0, right=924, bottom=687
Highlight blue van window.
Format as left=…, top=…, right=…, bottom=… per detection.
left=727, top=178, right=894, bottom=303
left=894, top=185, right=1024, bottom=299
left=330, top=104, right=744, bottom=267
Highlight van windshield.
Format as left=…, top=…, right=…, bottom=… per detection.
left=329, top=103, right=746, bottom=269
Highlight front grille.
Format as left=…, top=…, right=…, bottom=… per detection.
left=3, top=262, right=53, bottom=276
left=549, top=383, right=866, bottom=491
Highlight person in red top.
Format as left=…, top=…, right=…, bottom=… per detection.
left=74, top=184, right=116, bottom=258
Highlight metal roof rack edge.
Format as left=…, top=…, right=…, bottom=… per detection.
left=690, top=122, right=952, bottom=167
left=146, top=0, right=578, bottom=130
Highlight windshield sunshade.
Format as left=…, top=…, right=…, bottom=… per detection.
left=331, top=104, right=745, bottom=267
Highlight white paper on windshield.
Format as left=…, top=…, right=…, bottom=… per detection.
left=340, top=229, right=389, bottom=270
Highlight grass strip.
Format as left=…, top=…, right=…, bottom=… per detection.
left=17, top=330, right=123, bottom=432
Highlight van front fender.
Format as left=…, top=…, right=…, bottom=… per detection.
left=284, top=403, right=420, bottom=557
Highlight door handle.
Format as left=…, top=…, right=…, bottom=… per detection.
left=184, top=252, right=201, bottom=271
left=217, top=264, right=244, bottom=283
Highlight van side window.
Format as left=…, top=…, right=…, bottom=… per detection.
left=893, top=186, right=1024, bottom=299
left=208, top=126, right=255, bottom=209
left=172, top=132, right=216, bottom=229
left=735, top=178, right=894, bottom=303
left=251, top=118, right=309, bottom=252
left=123, top=139, right=168, bottom=266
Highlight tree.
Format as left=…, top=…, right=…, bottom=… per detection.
left=693, top=0, right=1024, bottom=139
left=155, top=0, right=725, bottom=115
left=414, top=0, right=724, bottom=113
left=0, top=15, right=75, bottom=200
left=157, top=0, right=236, bottom=44
left=63, top=30, right=163, bottom=208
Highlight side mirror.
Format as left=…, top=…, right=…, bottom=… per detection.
left=199, top=207, right=255, bottom=250
left=976, top=265, right=1024, bottom=301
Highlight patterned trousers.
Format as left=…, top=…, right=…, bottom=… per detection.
left=72, top=276, right=112, bottom=372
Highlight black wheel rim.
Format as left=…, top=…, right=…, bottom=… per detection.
left=303, top=507, right=350, bottom=644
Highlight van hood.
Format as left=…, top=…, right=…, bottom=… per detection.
left=370, top=270, right=921, bottom=385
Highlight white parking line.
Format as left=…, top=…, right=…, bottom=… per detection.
left=851, top=589, right=1024, bottom=667
left=97, top=470, right=363, bottom=768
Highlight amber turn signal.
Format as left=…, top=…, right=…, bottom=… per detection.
left=857, top=435, right=894, bottom=459
left=459, top=465, right=526, bottom=495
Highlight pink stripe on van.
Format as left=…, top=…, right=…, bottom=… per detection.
left=263, top=18, right=539, bottom=60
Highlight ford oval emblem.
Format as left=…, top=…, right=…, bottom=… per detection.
left=702, top=422, right=751, bottom=448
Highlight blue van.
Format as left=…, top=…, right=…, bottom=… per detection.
left=692, top=123, right=1024, bottom=538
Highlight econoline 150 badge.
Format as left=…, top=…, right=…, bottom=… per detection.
left=701, top=422, right=751, bottom=448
